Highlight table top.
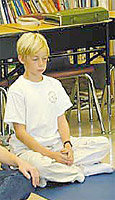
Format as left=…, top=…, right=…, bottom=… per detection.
left=0, top=24, right=26, bottom=36
left=0, top=19, right=112, bottom=37
left=109, top=11, right=115, bottom=18
left=6, top=21, right=58, bottom=31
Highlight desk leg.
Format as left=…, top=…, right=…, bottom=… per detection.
left=106, top=22, right=111, bottom=134
left=107, top=85, right=112, bottom=133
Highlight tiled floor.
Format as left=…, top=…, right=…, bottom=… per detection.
left=28, top=101, right=115, bottom=200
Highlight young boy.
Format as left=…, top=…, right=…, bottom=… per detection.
left=0, top=145, right=39, bottom=200
left=4, top=32, right=113, bottom=187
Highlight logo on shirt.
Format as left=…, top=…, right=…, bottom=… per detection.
left=48, top=91, right=57, bottom=103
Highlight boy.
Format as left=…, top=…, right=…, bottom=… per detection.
left=0, top=145, right=39, bottom=200
left=4, top=32, right=113, bottom=187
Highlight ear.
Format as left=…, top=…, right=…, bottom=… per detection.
left=18, top=55, right=24, bottom=64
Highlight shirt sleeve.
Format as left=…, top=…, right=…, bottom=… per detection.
left=4, top=90, right=26, bottom=125
left=55, top=80, right=73, bottom=116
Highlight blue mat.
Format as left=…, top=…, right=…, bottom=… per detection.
left=36, top=172, right=115, bottom=200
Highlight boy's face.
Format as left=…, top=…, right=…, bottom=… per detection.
left=19, top=48, right=48, bottom=81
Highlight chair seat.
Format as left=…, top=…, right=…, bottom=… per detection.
left=45, top=66, right=94, bottom=79
left=0, top=80, right=8, bottom=87
left=0, top=75, right=19, bottom=88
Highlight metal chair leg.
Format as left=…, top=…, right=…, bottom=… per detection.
left=83, top=74, right=105, bottom=133
left=110, top=66, right=115, bottom=101
left=101, top=85, right=107, bottom=116
left=0, top=87, right=7, bottom=136
left=88, top=81, right=93, bottom=121
left=76, top=76, right=81, bottom=123
left=66, top=78, right=79, bottom=121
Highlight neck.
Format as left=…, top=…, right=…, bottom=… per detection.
left=23, top=72, right=43, bottom=82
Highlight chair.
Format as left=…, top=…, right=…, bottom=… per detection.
left=45, top=58, right=105, bottom=133
left=101, top=56, right=115, bottom=115
left=109, top=56, right=115, bottom=100
left=0, top=87, right=10, bottom=146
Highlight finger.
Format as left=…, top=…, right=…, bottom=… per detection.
left=22, top=170, right=31, bottom=180
left=29, top=169, right=39, bottom=187
left=61, top=149, right=68, bottom=154
left=61, top=153, right=68, bottom=161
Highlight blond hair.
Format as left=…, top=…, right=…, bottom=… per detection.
left=17, top=32, right=50, bottom=57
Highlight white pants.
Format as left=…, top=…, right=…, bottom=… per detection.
left=19, top=136, right=113, bottom=186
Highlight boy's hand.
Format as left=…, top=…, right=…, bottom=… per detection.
left=17, top=159, right=39, bottom=188
left=61, top=147, right=74, bottom=166
left=52, top=151, right=69, bottom=164
left=52, top=148, right=74, bottom=166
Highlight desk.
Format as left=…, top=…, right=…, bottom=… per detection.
left=4, top=21, right=110, bottom=53
left=109, top=11, right=115, bottom=40
left=0, top=20, right=112, bottom=133
left=0, top=25, right=26, bottom=60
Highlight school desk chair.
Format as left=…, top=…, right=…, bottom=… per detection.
left=0, top=87, right=11, bottom=147
left=45, top=57, right=105, bottom=133
left=0, top=87, right=7, bottom=136
left=101, top=56, right=115, bottom=116
left=108, top=55, right=115, bottom=100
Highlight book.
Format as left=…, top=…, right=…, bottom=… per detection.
left=41, top=0, right=56, bottom=13
left=6, top=0, right=15, bottom=22
left=0, top=12, right=4, bottom=24
left=31, top=0, right=40, bottom=12
left=17, top=12, right=44, bottom=19
left=57, top=0, right=61, bottom=11
left=52, top=0, right=59, bottom=10
left=91, top=0, right=98, bottom=7
left=13, top=0, right=22, bottom=16
left=10, top=0, right=18, bottom=17
left=1, top=0, right=11, bottom=23
left=98, top=0, right=108, bottom=10
left=86, top=0, right=90, bottom=7
left=27, top=0, right=34, bottom=13
left=63, top=0, right=70, bottom=9
left=35, top=0, right=43, bottom=12
left=74, top=0, right=79, bottom=8
left=70, top=0, right=74, bottom=9
left=78, top=0, right=81, bottom=7
left=0, top=10, right=4, bottom=24
left=16, top=14, right=41, bottom=25
left=43, top=7, right=109, bottom=26
left=0, top=0, right=7, bottom=23
left=23, top=0, right=32, bottom=14
left=7, top=0, right=17, bottom=22
left=38, top=0, right=49, bottom=13
left=81, top=0, right=86, bottom=7
left=16, top=0, right=25, bottom=15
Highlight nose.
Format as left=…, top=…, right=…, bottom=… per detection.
left=38, top=58, right=43, bottom=66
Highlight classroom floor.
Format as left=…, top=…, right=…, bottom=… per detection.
left=28, top=100, right=115, bottom=200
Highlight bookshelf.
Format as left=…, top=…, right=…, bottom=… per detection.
left=0, top=0, right=101, bottom=25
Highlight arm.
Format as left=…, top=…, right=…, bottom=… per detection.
left=0, top=145, right=39, bottom=187
left=13, top=123, right=70, bottom=165
left=58, top=114, right=74, bottom=165
left=58, top=114, right=70, bottom=143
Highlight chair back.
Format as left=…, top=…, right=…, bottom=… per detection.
left=0, top=87, right=7, bottom=135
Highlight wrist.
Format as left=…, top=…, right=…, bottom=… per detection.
left=63, top=140, right=72, bottom=148
left=14, top=156, right=21, bottom=167
left=47, top=151, right=56, bottom=160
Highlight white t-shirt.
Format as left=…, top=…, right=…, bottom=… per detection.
left=4, top=75, right=72, bottom=154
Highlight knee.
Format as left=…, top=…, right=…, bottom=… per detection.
left=20, top=151, right=52, bottom=172
left=98, top=136, right=110, bottom=151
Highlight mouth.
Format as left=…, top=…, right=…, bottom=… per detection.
left=37, top=69, right=44, bottom=72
